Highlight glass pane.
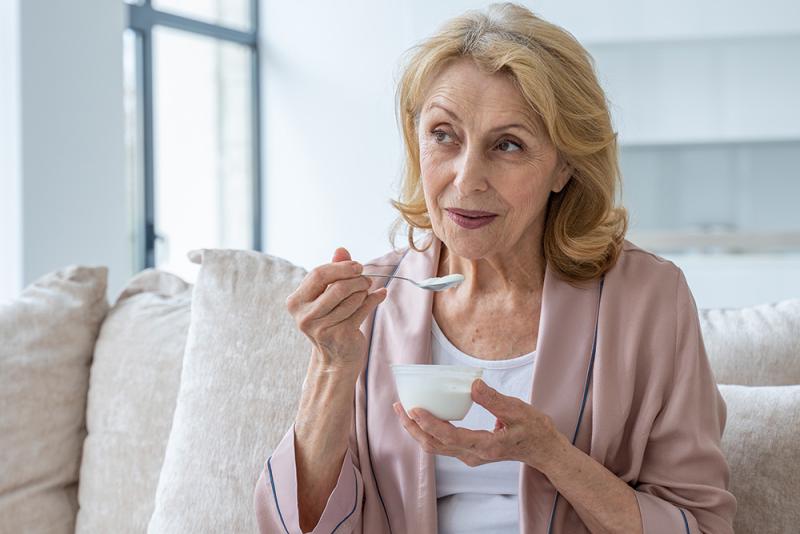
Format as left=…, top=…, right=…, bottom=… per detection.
left=123, top=29, right=146, bottom=273
left=153, top=0, right=251, bottom=32
left=153, top=26, right=254, bottom=282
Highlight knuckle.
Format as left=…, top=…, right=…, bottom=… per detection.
left=296, top=315, right=312, bottom=332
left=285, top=292, right=300, bottom=312
left=309, top=267, right=324, bottom=284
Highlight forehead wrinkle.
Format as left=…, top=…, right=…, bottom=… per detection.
left=422, top=95, right=543, bottom=140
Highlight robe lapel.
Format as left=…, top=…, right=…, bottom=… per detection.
left=519, top=266, right=602, bottom=533
left=366, top=233, right=441, bottom=534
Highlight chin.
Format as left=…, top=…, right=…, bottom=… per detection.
left=440, top=234, right=495, bottom=259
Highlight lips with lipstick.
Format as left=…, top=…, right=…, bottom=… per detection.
left=445, top=208, right=498, bottom=229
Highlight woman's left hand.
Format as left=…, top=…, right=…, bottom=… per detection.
left=393, top=378, right=566, bottom=471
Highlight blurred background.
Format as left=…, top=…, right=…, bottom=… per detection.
left=1, top=0, right=799, bottom=308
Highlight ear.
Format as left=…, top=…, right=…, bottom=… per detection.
left=551, top=159, right=572, bottom=194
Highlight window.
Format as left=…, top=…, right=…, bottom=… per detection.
left=124, top=0, right=261, bottom=281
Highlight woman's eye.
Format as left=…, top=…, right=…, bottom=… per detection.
left=497, top=139, right=523, bottom=152
left=432, top=129, right=453, bottom=144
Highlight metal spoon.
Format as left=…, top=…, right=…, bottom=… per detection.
left=361, top=272, right=465, bottom=291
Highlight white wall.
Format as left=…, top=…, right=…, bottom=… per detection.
left=0, top=0, right=130, bottom=302
left=0, top=0, right=22, bottom=302
left=259, top=0, right=800, bottom=308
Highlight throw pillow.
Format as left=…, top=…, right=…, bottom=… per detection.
left=0, top=266, right=108, bottom=533
left=718, top=384, right=800, bottom=533
left=701, top=299, right=800, bottom=385
left=75, top=270, right=192, bottom=533
left=147, top=249, right=309, bottom=533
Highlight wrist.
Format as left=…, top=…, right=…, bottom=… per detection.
left=530, top=428, right=571, bottom=474
left=310, top=347, right=363, bottom=378
left=309, top=356, right=361, bottom=382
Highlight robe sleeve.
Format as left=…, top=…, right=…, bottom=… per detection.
left=253, top=424, right=364, bottom=534
left=633, top=271, right=737, bottom=534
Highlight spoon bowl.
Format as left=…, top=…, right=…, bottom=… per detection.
left=416, top=273, right=465, bottom=291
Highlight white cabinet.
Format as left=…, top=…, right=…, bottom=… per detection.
left=584, top=35, right=800, bottom=255
left=580, top=33, right=800, bottom=306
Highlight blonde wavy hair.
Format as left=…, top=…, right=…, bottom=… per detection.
left=389, top=2, right=628, bottom=283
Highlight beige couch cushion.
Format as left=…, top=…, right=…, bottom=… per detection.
left=147, top=249, right=309, bottom=533
left=76, top=270, right=192, bottom=534
left=719, top=384, right=800, bottom=534
left=0, top=266, right=108, bottom=534
left=701, top=299, right=800, bottom=385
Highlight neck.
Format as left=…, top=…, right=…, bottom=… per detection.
left=437, top=238, right=546, bottom=302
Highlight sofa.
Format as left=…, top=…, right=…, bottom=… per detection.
left=1, top=248, right=798, bottom=534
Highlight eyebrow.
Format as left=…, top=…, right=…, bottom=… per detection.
left=424, top=102, right=540, bottom=137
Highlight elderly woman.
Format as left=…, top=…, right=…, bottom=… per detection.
left=254, top=3, right=736, bottom=533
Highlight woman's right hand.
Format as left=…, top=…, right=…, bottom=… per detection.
left=286, top=246, right=388, bottom=373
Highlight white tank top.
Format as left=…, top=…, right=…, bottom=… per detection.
left=431, top=315, right=536, bottom=534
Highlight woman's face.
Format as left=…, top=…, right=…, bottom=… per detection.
left=417, top=57, right=571, bottom=260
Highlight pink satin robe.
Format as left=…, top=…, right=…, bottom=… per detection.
left=254, top=234, right=736, bottom=533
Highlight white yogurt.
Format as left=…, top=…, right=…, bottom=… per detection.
left=391, top=364, right=483, bottom=420
left=418, top=273, right=465, bottom=291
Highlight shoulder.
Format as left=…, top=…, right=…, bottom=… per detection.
left=611, top=239, right=681, bottom=281
left=605, top=239, right=687, bottom=296
left=599, top=242, right=702, bottom=390
left=601, top=239, right=694, bottom=322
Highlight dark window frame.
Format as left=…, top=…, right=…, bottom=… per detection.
left=126, top=0, right=262, bottom=269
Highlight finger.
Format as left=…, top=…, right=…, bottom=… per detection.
left=393, top=403, right=452, bottom=455
left=409, top=408, right=492, bottom=450
left=342, top=287, right=388, bottom=329
left=471, top=379, right=524, bottom=423
left=331, top=247, right=351, bottom=263
left=305, top=275, right=373, bottom=320
left=288, top=261, right=364, bottom=309
left=313, top=286, right=370, bottom=327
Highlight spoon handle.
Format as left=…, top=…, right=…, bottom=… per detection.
left=361, top=273, right=417, bottom=285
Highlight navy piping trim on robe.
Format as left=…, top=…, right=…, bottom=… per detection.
left=266, top=456, right=290, bottom=534
left=546, top=275, right=605, bottom=534
left=331, top=465, right=360, bottom=534
left=363, top=250, right=408, bottom=534
left=679, top=508, right=690, bottom=533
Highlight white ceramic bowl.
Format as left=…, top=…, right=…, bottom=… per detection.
left=391, top=364, right=483, bottom=421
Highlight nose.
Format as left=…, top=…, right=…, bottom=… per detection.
left=452, top=145, right=490, bottom=194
